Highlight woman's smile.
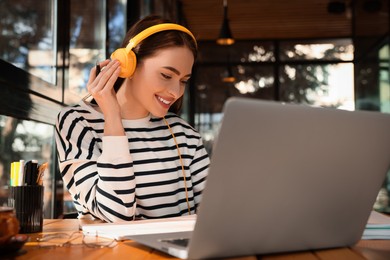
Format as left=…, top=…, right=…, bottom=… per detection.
left=156, top=95, right=173, bottom=108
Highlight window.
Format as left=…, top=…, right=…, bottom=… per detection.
left=0, top=0, right=57, bottom=86
left=193, top=39, right=354, bottom=151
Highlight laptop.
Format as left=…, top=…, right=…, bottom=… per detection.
left=126, top=97, right=390, bottom=259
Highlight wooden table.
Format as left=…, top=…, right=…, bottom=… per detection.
left=4, top=219, right=390, bottom=260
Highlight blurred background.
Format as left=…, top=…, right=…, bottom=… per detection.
left=0, top=0, right=389, bottom=217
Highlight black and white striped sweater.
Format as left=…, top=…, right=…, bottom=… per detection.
left=55, top=101, right=209, bottom=222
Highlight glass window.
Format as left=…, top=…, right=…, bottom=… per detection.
left=64, top=0, right=127, bottom=105
left=279, top=39, right=353, bottom=61
left=108, top=0, right=127, bottom=55
left=195, top=65, right=275, bottom=113
left=194, top=112, right=223, bottom=156
left=197, top=41, right=274, bottom=63
left=194, top=66, right=234, bottom=114
left=233, top=65, right=274, bottom=98
left=279, top=63, right=354, bottom=110
left=0, top=115, right=55, bottom=218
left=193, top=64, right=275, bottom=152
left=194, top=39, right=357, bottom=157
left=0, top=0, right=57, bottom=84
left=65, top=0, right=107, bottom=104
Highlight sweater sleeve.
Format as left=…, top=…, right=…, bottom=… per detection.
left=55, top=108, right=136, bottom=222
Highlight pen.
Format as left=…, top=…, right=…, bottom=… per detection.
left=13, top=161, right=20, bottom=186
left=10, top=162, right=15, bottom=186
left=82, top=61, right=101, bottom=101
left=18, top=160, right=25, bottom=186
left=31, top=160, right=38, bottom=186
left=24, top=160, right=32, bottom=185
left=96, top=62, right=101, bottom=77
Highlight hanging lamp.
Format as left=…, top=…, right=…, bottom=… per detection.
left=222, top=52, right=236, bottom=83
left=216, top=0, right=235, bottom=45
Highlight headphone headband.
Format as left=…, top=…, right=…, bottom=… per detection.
left=111, top=23, right=197, bottom=78
left=126, top=23, right=197, bottom=51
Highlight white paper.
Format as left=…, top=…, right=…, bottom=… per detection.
left=81, top=215, right=197, bottom=240
left=362, top=211, right=390, bottom=240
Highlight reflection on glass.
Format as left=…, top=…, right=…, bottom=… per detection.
left=108, top=0, right=127, bottom=55
left=0, top=115, right=54, bottom=218
left=194, top=65, right=275, bottom=155
left=0, top=0, right=56, bottom=84
left=246, top=45, right=275, bottom=62
left=234, top=65, right=274, bottom=94
left=194, top=113, right=223, bottom=156
left=197, top=41, right=274, bottom=63
left=233, top=65, right=274, bottom=96
left=65, top=0, right=127, bottom=105
left=66, top=0, right=107, bottom=104
left=279, top=39, right=353, bottom=61
left=280, top=63, right=354, bottom=110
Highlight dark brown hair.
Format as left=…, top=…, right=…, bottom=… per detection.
left=112, top=15, right=198, bottom=114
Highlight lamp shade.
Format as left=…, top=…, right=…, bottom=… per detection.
left=222, top=65, right=236, bottom=83
left=217, top=0, right=234, bottom=45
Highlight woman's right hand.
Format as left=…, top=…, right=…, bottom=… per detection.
left=87, top=59, right=125, bottom=136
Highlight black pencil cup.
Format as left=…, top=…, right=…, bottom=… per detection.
left=8, top=185, right=44, bottom=233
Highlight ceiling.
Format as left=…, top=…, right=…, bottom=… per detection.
left=181, top=0, right=388, bottom=41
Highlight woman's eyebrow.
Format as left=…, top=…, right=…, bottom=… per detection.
left=163, top=66, right=191, bottom=77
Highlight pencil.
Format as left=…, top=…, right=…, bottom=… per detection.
left=82, top=62, right=101, bottom=101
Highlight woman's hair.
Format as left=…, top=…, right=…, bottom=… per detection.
left=113, top=15, right=198, bottom=114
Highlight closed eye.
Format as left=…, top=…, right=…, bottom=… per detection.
left=161, top=73, right=172, bottom=80
left=161, top=72, right=189, bottom=85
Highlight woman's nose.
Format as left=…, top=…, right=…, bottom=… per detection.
left=168, top=81, right=182, bottom=98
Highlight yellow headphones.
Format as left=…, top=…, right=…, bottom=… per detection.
left=111, top=23, right=197, bottom=78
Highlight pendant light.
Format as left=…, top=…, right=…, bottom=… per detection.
left=216, top=0, right=235, bottom=45
left=222, top=52, right=236, bottom=83
left=222, top=65, right=236, bottom=83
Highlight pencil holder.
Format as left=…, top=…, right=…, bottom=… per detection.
left=8, top=185, right=44, bottom=233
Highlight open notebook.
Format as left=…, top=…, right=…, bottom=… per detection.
left=82, top=215, right=196, bottom=240
left=82, top=97, right=390, bottom=259
left=362, top=210, right=390, bottom=239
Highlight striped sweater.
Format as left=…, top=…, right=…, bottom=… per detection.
left=55, top=101, right=210, bottom=222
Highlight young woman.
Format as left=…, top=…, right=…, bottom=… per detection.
left=55, top=15, right=210, bottom=222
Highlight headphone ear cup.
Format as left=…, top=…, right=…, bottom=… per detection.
left=110, top=48, right=137, bottom=78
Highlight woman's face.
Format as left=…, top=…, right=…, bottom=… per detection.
left=124, top=46, right=194, bottom=118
